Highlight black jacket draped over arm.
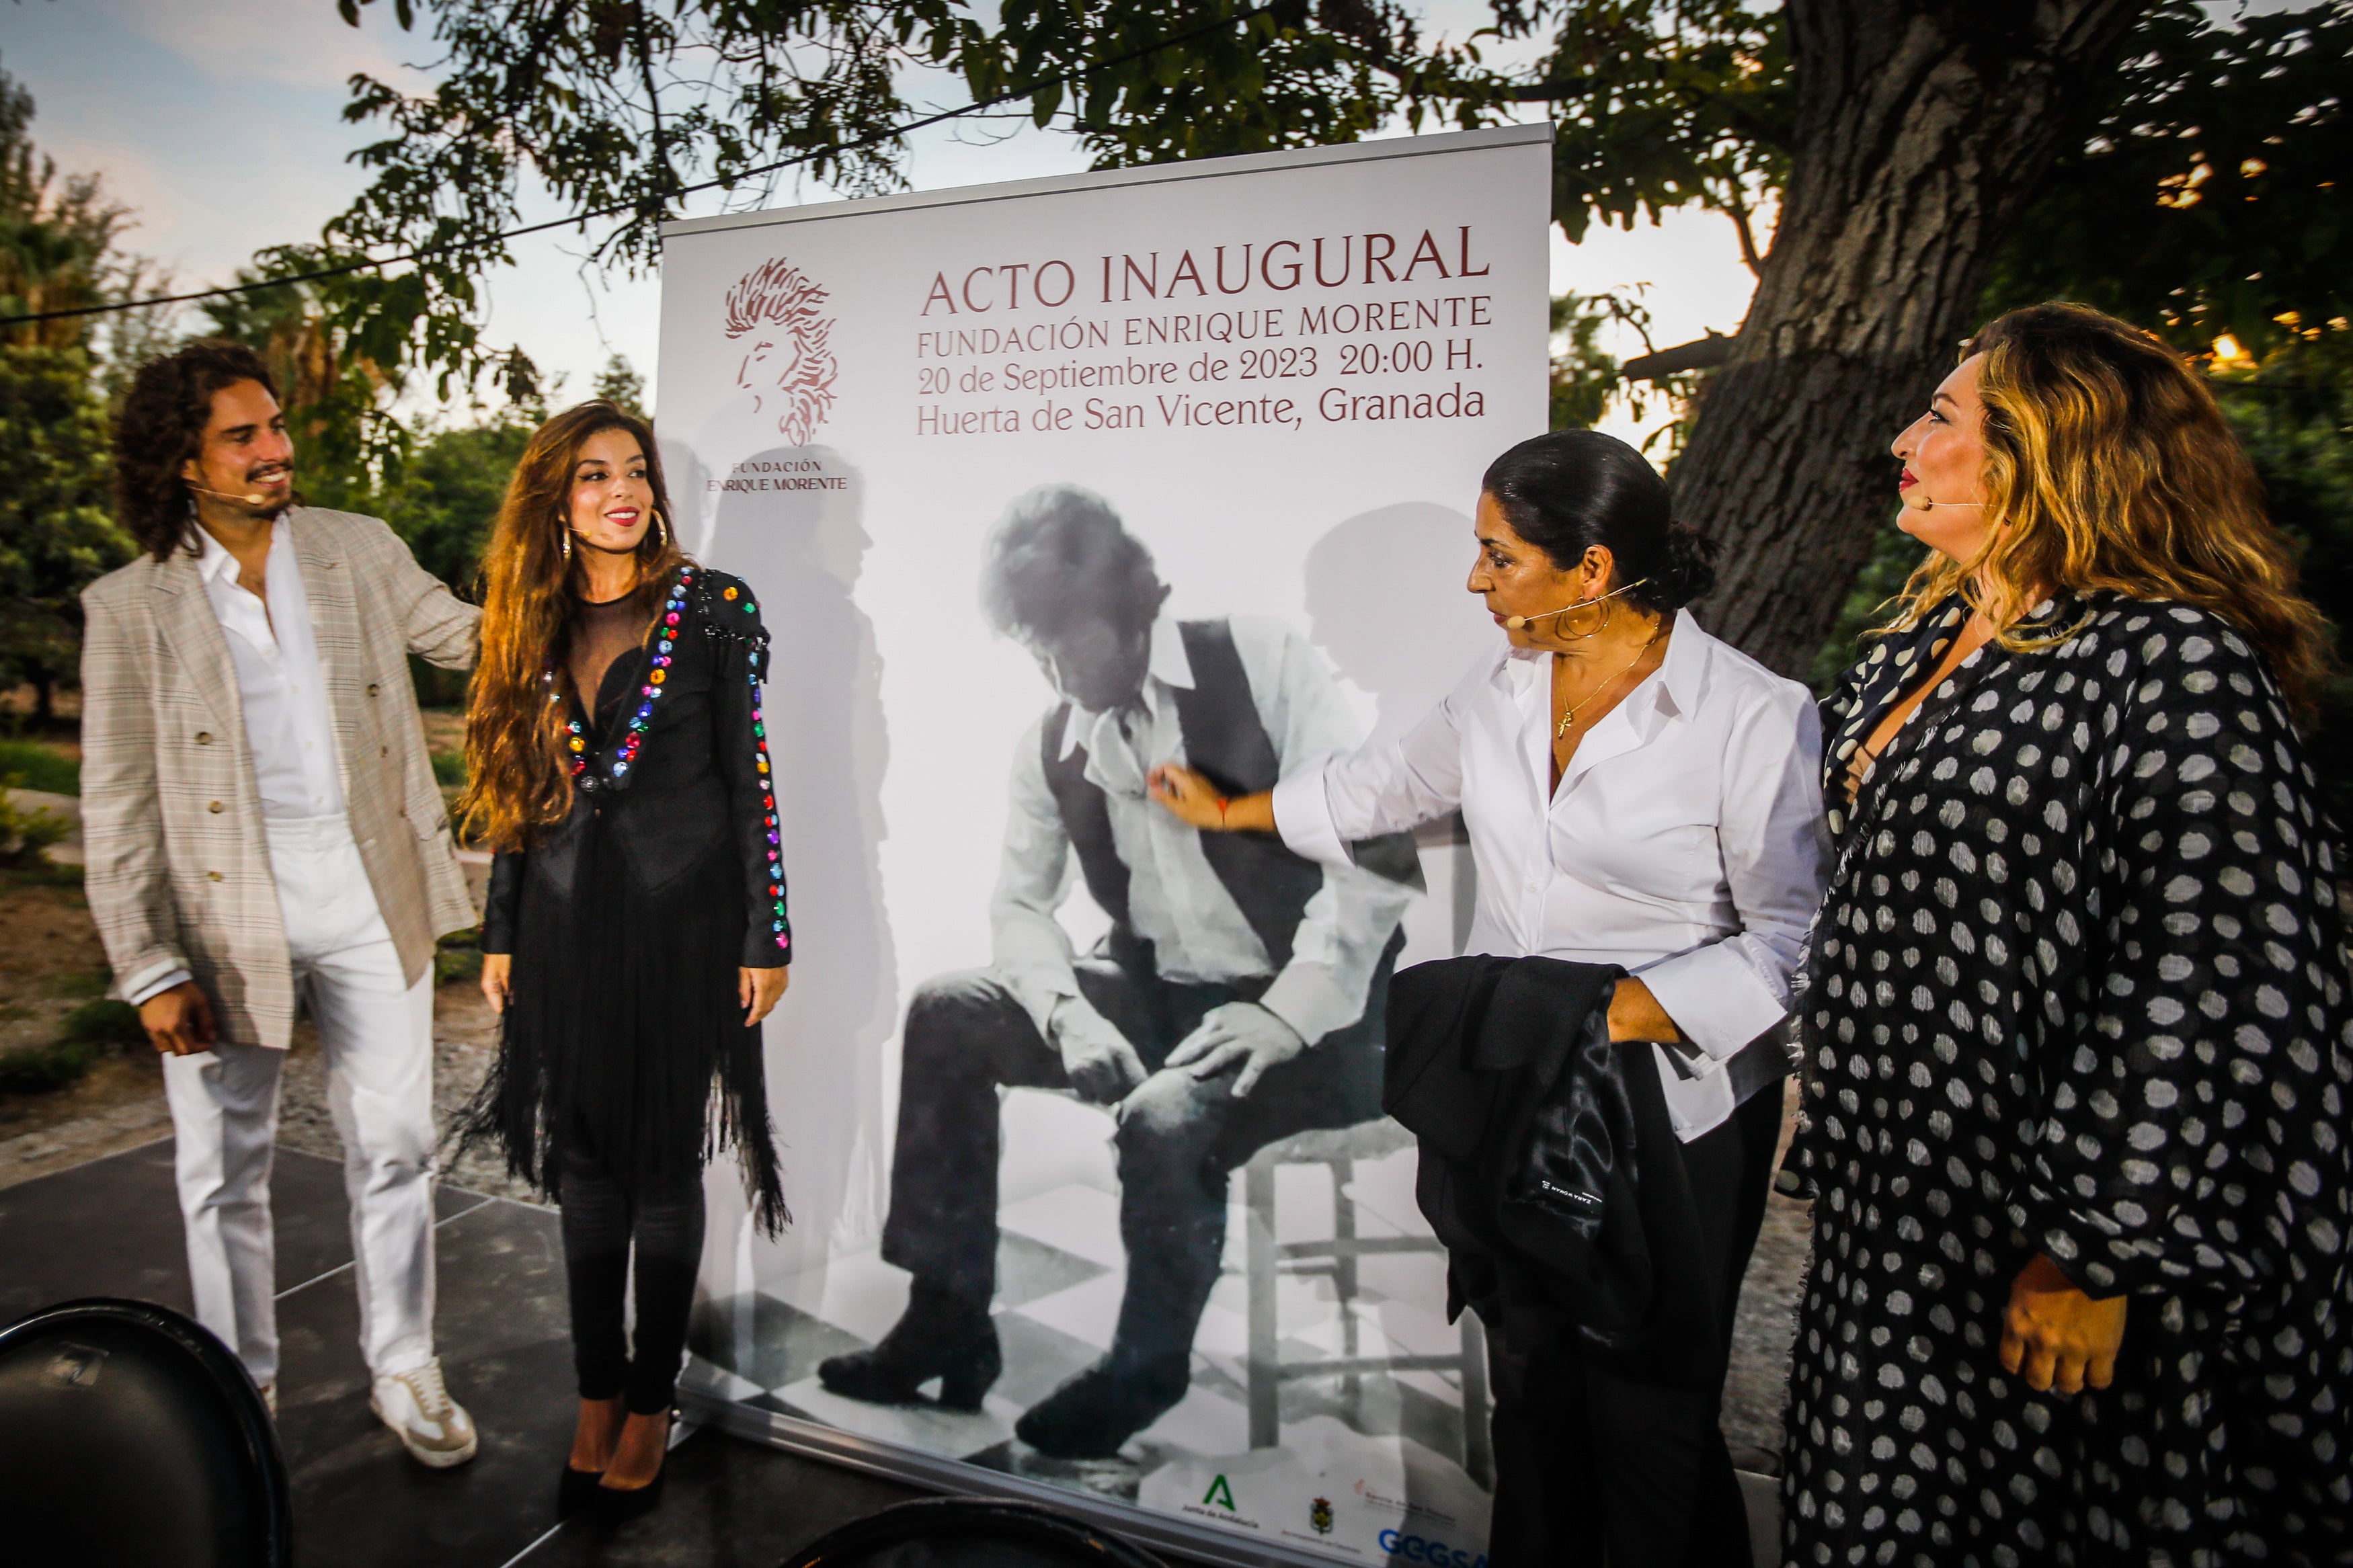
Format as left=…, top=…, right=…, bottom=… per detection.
left=1384, top=954, right=1722, bottom=1389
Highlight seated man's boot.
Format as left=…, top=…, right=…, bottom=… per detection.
left=817, top=1282, right=1000, bottom=1410
left=1013, top=1350, right=1191, bottom=1458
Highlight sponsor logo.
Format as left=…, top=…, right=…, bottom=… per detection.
left=1377, top=1529, right=1487, bottom=1567
left=1355, top=1479, right=1459, bottom=1527
left=1203, top=1475, right=1238, bottom=1512
left=723, top=257, right=839, bottom=445
left=1310, top=1497, right=1334, bottom=1536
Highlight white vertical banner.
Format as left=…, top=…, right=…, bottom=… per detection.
left=660, top=124, right=1550, bottom=1567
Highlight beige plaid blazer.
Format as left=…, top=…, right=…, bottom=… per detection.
left=79, top=507, right=481, bottom=1049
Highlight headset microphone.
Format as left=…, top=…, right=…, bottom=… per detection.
left=188, top=483, right=271, bottom=507
left=1503, top=577, right=1650, bottom=632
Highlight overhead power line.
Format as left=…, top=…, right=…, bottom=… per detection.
left=0, top=2, right=1284, bottom=329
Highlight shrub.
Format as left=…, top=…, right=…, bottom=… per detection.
left=59, top=997, right=145, bottom=1048
left=434, top=927, right=483, bottom=986
left=0, top=771, right=70, bottom=864
left=0, top=1038, right=100, bottom=1094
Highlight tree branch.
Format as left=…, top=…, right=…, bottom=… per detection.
left=1723, top=183, right=1765, bottom=276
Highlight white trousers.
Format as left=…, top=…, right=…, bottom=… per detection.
left=161, top=814, right=438, bottom=1386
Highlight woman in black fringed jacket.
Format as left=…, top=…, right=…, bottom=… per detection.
left=457, top=401, right=789, bottom=1515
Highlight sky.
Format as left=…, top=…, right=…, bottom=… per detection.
left=1, top=0, right=1761, bottom=454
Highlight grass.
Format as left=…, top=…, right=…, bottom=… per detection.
left=0, top=1038, right=103, bottom=1094
left=0, top=1002, right=146, bottom=1096
left=60, top=999, right=146, bottom=1048
left=430, top=748, right=468, bottom=787
left=434, top=926, right=484, bottom=986
left=0, top=739, right=79, bottom=796
left=0, top=860, right=81, bottom=891
left=0, top=774, right=73, bottom=864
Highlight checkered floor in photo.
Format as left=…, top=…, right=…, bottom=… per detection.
left=686, top=1137, right=1488, bottom=1508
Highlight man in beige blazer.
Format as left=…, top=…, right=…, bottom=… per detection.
left=81, top=341, right=481, bottom=1464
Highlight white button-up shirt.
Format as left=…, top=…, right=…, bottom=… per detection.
left=1273, top=610, right=1829, bottom=1138
left=195, top=520, right=346, bottom=821
left=126, top=519, right=350, bottom=1007
left=994, top=615, right=1414, bottom=1047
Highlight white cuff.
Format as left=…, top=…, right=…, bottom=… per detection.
left=1257, top=963, right=1365, bottom=1048
left=1271, top=757, right=1350, bottom=868
left=1634, top=941, right=1788, bottom=1061
left=122, top=962, right=193, bottom=1007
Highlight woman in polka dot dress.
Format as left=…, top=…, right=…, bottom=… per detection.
left=1785, top=304, right=2353, bottom=1565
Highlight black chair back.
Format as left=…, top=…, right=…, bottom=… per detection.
left=779, top=1496, right=1170, bottom=1568
left=0, top=1297, right=291, bottom=1567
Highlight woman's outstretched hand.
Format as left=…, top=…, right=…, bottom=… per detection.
left=1999, top=1252, right=2126, bottom=1395
left=1148, top=764, right=1275, bottom=832
left=481, top=953, right=512, bottom=1015
left=740, top=964, right=790, bottom=1026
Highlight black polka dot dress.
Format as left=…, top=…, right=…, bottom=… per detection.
left=1784, top=593, right=2353, bottom=1566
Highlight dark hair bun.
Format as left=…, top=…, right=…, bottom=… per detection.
left=1656, top=521, right=1720, bottom=608
left=1480, top=430, right=1715, bottom=612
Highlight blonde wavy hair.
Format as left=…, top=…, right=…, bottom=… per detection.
left=459, top=402, right=688, bottom=852
left=1880, top=302, right=2334, bottom=721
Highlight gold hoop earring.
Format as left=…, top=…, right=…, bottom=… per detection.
left=651, top=509, right=668, bottom=548
left=560, top=529, right=573, bottom=563
left=1554, top=594, right=1614, bottom=641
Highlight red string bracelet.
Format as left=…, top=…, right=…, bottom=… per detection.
left=1217, top=796, right=1230, bottom=827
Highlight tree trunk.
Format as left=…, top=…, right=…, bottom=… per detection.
left=1677, top=0, right=2150, bottom=677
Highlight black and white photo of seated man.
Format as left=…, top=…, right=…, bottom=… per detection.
left=819, top=484, right=1419, bottom=1459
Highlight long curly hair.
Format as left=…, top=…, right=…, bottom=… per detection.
left=459, top=402, right=687, bottom=852
left=1882, top=302, right=2336, bottom=721
left=111, top=340, right=284, bottom=561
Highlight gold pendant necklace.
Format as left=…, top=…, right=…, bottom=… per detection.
left=1555, top=630, right=1661, bottom=741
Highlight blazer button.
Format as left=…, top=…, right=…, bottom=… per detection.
left=207, top=801, right=224, bottom=814
left=366, top=683, right=381, bottom=697
left=380, top=745, right=389, bottom=757
left=194, top=731, right=212, bottom=745
left=399, top=805, right=409, bottom=818
left=206, top=871, right=223, bottom=882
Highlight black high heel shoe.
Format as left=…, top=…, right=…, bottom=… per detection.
left=595, top=1411, right=674, bottom=1520
left=557, top=1464, right=605, bottom=1516
left=595, top=1462, right=667, bottom=1520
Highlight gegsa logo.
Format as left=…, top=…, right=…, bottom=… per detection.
left=1376, top=1529, right=1487, bottom=1568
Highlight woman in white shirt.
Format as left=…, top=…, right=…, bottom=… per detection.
left=1149, top=429, right=1829, bottom=1567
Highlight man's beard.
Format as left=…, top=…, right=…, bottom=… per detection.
left=238, top=468, right=295, bottom=520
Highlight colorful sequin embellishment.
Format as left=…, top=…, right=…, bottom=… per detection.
left=610, top=565, right=696, bottom=779
left=545, top=567, right=787, bottom=956
left=742, top=590, right=790, bottom=955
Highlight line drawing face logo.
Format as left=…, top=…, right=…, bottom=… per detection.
left=724, top=257, right=839, bottom=446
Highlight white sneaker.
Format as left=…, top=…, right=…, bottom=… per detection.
left=369, top=1358, right=479, bottom=1468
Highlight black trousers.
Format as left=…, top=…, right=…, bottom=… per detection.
left=878, top=955, right=1384, bottom=1370
left=557, top=1140, right=707, bottom=1414
left=1483, top=1081, right=1782, bottom=1568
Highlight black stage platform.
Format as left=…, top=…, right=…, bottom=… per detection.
left=3, top=1141, right=1780, bottom=1567
left=0, top=1141, right=926, bottom=1567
